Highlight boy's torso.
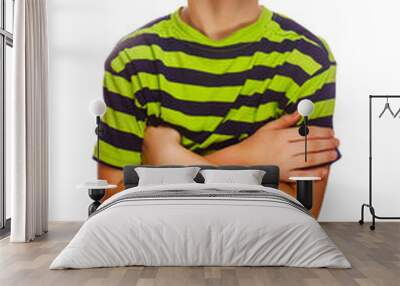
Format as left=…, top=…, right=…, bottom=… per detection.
left=107, top=7, right=331, bottom=154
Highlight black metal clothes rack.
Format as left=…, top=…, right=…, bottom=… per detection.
left=359, top=95, right=400, bottom=230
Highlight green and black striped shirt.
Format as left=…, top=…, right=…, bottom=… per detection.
left=94, top=6, right=337, bottom=168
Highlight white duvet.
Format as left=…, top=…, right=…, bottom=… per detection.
left=50, top=183, right=350, bottom=269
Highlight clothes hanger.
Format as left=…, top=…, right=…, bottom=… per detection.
left=379, top=97, right=395, bottom=118
left=394, top=106, right=400, bottom=118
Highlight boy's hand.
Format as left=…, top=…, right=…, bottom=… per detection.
left=142, top=125, right=182, bottom=164
left=142, top=125, right=212, bottom=165
left=143, top=125, right=181, bottom=146
left=234, top=112, right=339, bottom=181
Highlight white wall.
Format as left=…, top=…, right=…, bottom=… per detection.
left=48, top=0, right=400, bottom=221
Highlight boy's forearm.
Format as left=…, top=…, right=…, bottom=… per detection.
left=204, top=142, right=251, bottom=165
left=142, top=141, right=213, bottom=165
left=142, top=126, right=214, bottom=166
left=142, top=134, right=249, bottom=166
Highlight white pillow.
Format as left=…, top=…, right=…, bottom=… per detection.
left=200, top=169, right=266, bottom=185
left=135, top=167, right=201, bottom=186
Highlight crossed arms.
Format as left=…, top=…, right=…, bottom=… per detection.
left=98, top=111, right=340, bottom=218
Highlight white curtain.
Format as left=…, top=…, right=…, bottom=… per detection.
left=10, top=0, right=49, bottom=242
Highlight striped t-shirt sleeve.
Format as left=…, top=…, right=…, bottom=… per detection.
left=92, top=49, right=148, bottom=168
left=287, top=37, right=336, bottom=128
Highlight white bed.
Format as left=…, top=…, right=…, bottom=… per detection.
left=50, top=183, right=350, bottom=269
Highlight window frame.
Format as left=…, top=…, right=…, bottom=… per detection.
left=0, top=0, right=14, bottom=235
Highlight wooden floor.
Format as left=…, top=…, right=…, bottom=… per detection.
left=0, top=222, right=399, bottom=286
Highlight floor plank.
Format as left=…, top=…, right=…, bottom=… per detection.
left=0, top=222, right=399, bottom=286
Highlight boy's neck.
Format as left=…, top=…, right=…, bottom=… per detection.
left=182, top=0, right=261, bottom=41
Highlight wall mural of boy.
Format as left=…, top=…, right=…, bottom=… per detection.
left=93, top=0, right=339, bottom=218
